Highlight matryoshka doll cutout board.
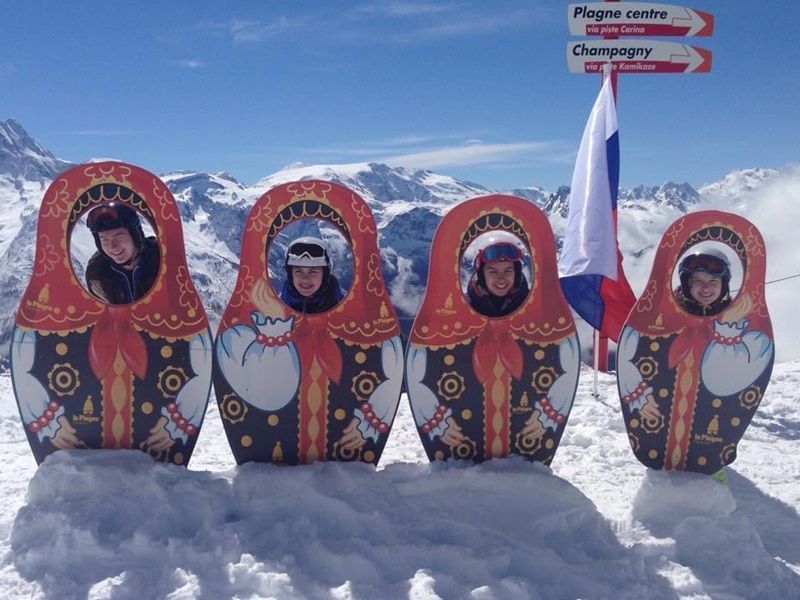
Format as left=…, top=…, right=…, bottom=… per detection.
left=213, top=180, right=404, bottom=466
left=616, top=210, right=774, bottom=474
left=407, top=195, right=580, bottom=464
left=11, top=161, right=213, bottom=466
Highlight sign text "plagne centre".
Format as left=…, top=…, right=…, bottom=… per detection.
left=573, top=5, right=667, bottom=35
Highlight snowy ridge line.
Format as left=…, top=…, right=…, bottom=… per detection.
left=1, top=119, right=798, bottom=364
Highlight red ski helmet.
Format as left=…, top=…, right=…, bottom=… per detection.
left=472, top=236, right=525, bottom=290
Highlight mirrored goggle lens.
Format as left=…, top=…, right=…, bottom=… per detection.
left=683, top=255, right=727, bottom=276
left=480, top=243, right=522, bottom=263
left=288, top=242, right=326, bottom=260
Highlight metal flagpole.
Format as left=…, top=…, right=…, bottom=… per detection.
left=593, top=329, right=600, bottom=397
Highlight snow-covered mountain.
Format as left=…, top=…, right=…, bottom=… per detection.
left=0, top=119, right=792, bottom=364
left=0, top=121, right=76, bottom=358
left=698, top=167, right=779, bottom=201
left=0, top=119, right=72, bottom=182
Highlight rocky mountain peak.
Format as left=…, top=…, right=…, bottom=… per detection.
left=0, top=119, right=71, bottom=182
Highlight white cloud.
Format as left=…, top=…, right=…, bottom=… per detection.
left=355, top=1, right=459, bottom=17
left=227, top=16, right=311, bottom=44
left=283, top=135, right=567, bottom=170
left=194, top=4, right=549, bottom=48
left=60, top=129, right=139, bottom=137
left=378, top=140, right=555, bottom=169
left=414, top=9, right=533, bottom=38
left=375, top=7, right=551, bottom=44
left=173, top=59, right=206, bottom=69
left=735, top=164, right=800, bottom=361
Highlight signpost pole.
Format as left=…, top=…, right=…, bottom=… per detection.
left=593, top=0, right=619, bottom=377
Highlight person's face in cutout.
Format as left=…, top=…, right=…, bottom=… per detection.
left=483, top=260, right=515, bottom=297
left=688, top=271, right=723, bottom=306
left=98, top=226, right=139, bottom=268
left=292, top=266, right=324, bottom=297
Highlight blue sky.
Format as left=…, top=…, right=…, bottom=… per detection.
left=2, top=1, right=798, bottom=190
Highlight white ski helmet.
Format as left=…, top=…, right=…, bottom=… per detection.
left=285, top=236, right=331, bottom=269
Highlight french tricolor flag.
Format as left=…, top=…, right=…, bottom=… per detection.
left=559, top=65, right=635, bottom=343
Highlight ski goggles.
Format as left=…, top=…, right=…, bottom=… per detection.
left=680, top=254, right=729, bottom=277
left=287, top=242, right=328, bottom=267
left=288, top=242, right=326, bottom=260
left=477, top=242, right=523, bottom=265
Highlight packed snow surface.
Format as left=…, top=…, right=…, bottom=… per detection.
left=0, top=362, right=798, bottom=599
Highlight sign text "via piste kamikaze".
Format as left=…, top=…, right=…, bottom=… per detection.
left=567, top=40, right=712, bottom=74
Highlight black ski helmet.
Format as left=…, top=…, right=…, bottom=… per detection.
left=678, top=248, right=731, bottom=300
left=87, top=203, right=146, bottom=253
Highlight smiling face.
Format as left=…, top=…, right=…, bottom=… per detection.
left=482, top=260, right=516, bottom=297
left=292, top=266, right=324, bottom=297
left=688, top=271, right=723, bottom=306
left=98, top=226, right=139, bottom=267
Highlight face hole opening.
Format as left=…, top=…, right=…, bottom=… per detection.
left=267, top=218, right=354, bottom=314
left=671, top=241, right=744, bottom=317
left=460, top=231, right=533, bottom=318
left=69, top=187, right=160, bottom=306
